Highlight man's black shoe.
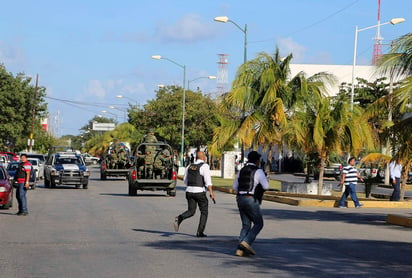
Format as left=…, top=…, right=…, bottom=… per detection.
left=15, top=212, right=23, bottom=215
left=196, top=232, right=207, bottom=238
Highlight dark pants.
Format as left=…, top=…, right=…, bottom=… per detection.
left=390, top=177, right=401, bottom=201
left=16, top=183, right=28, bottom=213
left=178, top=192, right=209, bottom=234
left=236, top=195, right=264, bottom=246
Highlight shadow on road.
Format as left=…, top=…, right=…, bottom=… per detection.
left=141, top=235, right=412, bottom=276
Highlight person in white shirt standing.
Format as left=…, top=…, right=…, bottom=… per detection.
left=389, top=158, right=402, bottom=201
left=174, top=151, right=215, bottom=237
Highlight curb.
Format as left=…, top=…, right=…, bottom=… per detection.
left=387, top=214, right=412, bottom=227
left=212, top=186, right=412, bottom=208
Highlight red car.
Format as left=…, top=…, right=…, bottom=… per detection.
left=0, top=165, right=13, bottom=209
left=0, top=151, right=19, bottom=162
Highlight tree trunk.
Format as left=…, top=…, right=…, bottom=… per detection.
left=265, top=143, right=273, bottom=173
left=318, top=156, right=326, bottom=195
left=400, top=166, right=409, bottom=200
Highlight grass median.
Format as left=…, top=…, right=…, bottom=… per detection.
left=211, top=177, right=281, bottom=191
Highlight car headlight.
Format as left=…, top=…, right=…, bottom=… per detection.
left=0, top=187, right=7, bottom=192
left=83, top=171, right=90, bottom=177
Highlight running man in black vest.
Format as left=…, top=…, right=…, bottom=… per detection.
left=233, top=151, right=269, bottom=256
left=174, top=151, right=215, bottom=237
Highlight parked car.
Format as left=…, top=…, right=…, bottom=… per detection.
left=313, top=162, right=342, bottom=181
left=82, top=153, right=100, bottom=165
left=0, top=151, right=19, bottom=162
left=0, top=154, right=10, bottom=168
left=0, top=165, right=13, bottom=209
left=27, top=157, right=44, bottom=180
left=44, top=152, right=89, bottom=189
left=6, top=161, right=37, bottom=189
left=408, top=167, right=412, bottom=184
left=357, top=161, right=385, bottom=182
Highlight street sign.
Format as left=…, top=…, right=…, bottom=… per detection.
left=92, top=123, right=115, bottom=131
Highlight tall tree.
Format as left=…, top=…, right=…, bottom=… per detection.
left=376, top=33, right=412, bottom=198
left=129, top=85, right=219, bottom=152
left=0, top=65, right=48, bottom=152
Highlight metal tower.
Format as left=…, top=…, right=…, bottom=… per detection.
left=372, top=0, right=383, bottom=65
left=216, top=54, right=229, bottom=97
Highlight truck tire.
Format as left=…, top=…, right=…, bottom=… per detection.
left=101, top=171, right=107, bottom=180
left=128, top=183, right=137, bottom=196
left=44, top=176, right=50, bottom=188
left=83, top=183, right=88, bottom=189
left=167, top=189, right=176, bottom=197
left=51, top=180, right=56, bottom=188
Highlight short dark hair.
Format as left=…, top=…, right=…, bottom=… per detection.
left=247, top=151, right=261, bottom=163
left=20, top=153, right=27, bottom=158
left=348, top=156, right=356, bottom=164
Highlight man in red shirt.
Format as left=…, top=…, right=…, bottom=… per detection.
left=15, top=154, right=31, bottom=216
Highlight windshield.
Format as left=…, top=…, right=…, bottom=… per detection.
left=57, top=157, right=83, bottom=165
left=7, top=163, right=19, bottom=171
left=29, top=160, right=38, bottom=166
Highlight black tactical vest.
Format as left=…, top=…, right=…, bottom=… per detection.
left=187, top=163, right=205, bottom=187
left=237, top=164, right=259, bottom=193
left=15, top=162, right=27, bottom=179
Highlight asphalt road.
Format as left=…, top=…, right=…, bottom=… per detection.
left=1, top=167, right=412, bottom=278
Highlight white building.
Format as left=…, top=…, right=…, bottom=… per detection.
left=290, top=64, right=377, bottom=96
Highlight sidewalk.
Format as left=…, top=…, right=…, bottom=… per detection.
left=213, top=173, right=412, bottom=228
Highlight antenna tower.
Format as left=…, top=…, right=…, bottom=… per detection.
left=216, top=54, right=229, bottom=98
left=372, top=0, right=383, bottom=65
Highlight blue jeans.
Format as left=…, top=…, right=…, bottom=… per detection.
left=339, top=183, right=360, bottom=207
left=236, top=195, right=264, bottom=246
left=16, top=183, right=28, bottom=213
left=390, top=178, right=401, bottom=201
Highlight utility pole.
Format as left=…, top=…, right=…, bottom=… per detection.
left=29, top=74, right=38, bottom=153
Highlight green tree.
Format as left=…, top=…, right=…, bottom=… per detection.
left=376, top=32, right=412, bottom=198
left=129, top=85, right=219, bottom=152
left=0, top=65, right=48, bottom=152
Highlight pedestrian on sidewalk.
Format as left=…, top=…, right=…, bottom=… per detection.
left=233, top=151, right=269, bottom=256
left=389, top=157, right=402, bottom=201
left=338, top=157, right=364, bottom=208
left=173, top=151, right=215, bottom=237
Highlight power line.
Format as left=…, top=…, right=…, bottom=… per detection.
left=250, top=0, right=360, bottom=44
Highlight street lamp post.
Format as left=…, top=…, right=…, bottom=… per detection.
left=350, top=17, right=405, bottom=110
left=109, top=105, right=127, bottom=122
left=188, top=75, right=216, bottom=90
left=116, top=95, right=138, bottom=109
left=214, top=16, right=248, bottom=164
left=101, top=110, right=118, bottom=122
left=151, top=55, right=186, bottom=166
left=214, top=16, right=247, bottom=64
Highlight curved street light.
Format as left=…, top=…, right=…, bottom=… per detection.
left=188, top=75, right=216, bottom=90
left=214, top=16, right=248, bottom=164
left=214, top=16, right=247, bottom=64
left=350, top=17, right=405, bottom=110
left=152, top=55, right=186, bottom=165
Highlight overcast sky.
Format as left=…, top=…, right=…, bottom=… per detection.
left=1, top=0, right=410, bottom=136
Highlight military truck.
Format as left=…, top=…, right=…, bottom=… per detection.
left=100, top=141, right=132, bottom=180
left=127, top=142, right=177, bottom=196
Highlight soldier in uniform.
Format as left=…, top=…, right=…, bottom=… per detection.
left=137, top=150, right=155, bottom=178
left=153, top=149, right=172, bottom=179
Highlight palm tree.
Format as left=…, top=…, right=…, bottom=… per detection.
left=375, top=32, right=412, bottom=198
left=212, top=49, right=292, bottom=167
left=288, top=93, right=376, bottom=194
